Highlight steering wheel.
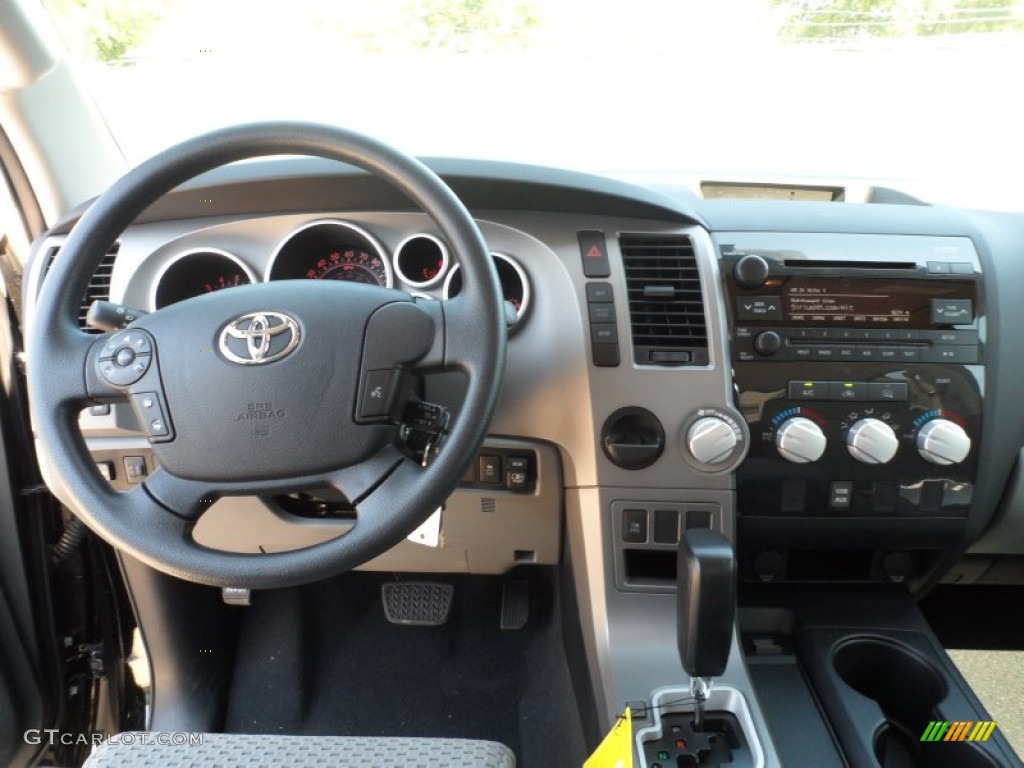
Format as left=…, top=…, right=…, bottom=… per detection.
left=27, top=122, right=507, bottom=589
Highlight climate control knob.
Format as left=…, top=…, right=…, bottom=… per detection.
left=776, top=417, right=827, bottom=464
left=846, top=418, right=899, bottom=464
left=687, top=416, right=740, bottom=465
left=917, top=419, right=971, bottom=466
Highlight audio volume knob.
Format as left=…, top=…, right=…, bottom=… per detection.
left=776, top=417, right=827, bottom=463
left=754, top=331, right=782, bottom=356
left=846, top=418, right=899, bottom=464
left=733, top=254, right=770, bottom=288
left=687, top=416, right=740, bottom=465
left=917, top=419, right=971, bottom=466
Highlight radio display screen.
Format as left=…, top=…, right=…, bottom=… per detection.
left=782, top=278, right=974, bottom=327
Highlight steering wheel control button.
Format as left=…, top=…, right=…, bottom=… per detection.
left=100, top=332, right=153, bottom=359
left=99, top=353, right=151, bottom=386
left=578, top=230, right=611, bottom=278
left=114, top=347, right=136, bottom=366
left=131, top=392, right=172, bottom=440
left=358, top=369, right=399, bottom=420
left=122, top=456, right=148, bottom=483
left=622, top=508, right=648, bottom=543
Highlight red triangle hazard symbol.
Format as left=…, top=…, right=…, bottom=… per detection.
left=586, top=245, right=603, bottom=259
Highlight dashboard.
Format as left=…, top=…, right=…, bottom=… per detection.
left=23, top=157, right=1024, bottom=587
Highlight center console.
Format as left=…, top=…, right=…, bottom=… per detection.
left=718, top=232, right=984, bottom=586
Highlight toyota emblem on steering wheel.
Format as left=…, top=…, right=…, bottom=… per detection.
left=219, top=312, right=301, bottom=365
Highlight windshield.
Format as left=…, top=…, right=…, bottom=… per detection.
left=41, top=0, right=1024, bottom=209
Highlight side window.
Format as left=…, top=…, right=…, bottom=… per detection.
left=0, top=166, right=30, bottom=261
left=0, top=166, right=32, bottom=323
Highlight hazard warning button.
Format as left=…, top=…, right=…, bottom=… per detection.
left=578, top=230, right=611, bottom=278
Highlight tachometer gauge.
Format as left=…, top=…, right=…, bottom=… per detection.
left=152, top=249, right=256, bottom=309
left=267, top=220, right=392, bottom=287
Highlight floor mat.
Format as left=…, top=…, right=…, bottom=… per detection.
left=224, top=570, right=585, bottom=767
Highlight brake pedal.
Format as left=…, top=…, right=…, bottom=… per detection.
left=500, top=579, right=529, bottom=631
left=382, top=582, right=453, bottom=626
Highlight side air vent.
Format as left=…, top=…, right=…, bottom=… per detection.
left=46, top=245, right=119, bottom=333
left=620, top=234, right=708, bottom=366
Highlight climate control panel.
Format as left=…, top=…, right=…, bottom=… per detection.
left=737, top=366, right=981, bottom=518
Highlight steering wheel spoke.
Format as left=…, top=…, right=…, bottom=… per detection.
left=326, top=444, right=408, bottom=505
left=142, top=468, right=218, bottom=522
left=35, top=326, right=114, bottom=406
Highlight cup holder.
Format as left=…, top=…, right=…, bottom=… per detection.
left=833, top=637, right=999, bottom=768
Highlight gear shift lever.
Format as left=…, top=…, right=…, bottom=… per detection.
left=677, top=529, right=736, bottom=729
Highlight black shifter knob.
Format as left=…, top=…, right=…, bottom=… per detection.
left=677, top=529, right=737, bottom=679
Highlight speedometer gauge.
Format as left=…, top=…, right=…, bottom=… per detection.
left=305, top=248, right=388, bottom=284
left=267, top=220, right=392, bottom=287
left=152, top=249, right=256, bottom=309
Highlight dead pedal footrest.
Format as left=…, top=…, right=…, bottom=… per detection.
left=382, top=582, right=453, bottom=626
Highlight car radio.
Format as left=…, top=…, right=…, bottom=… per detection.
left=717, top=232, right=984, bottom=584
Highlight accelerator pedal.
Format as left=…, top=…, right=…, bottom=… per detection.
left=500, top=579, right=529, bottom=631
left=382, top=581, right=453, bottom=626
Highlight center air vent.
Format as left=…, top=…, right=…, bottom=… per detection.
left=46, top=245, right=119, bottom=333
left=620, top=234, right=708, bottom=366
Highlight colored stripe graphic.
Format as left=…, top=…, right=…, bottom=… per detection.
left=921, top=720, right=997, bottom=742
left=921, top=721, right=950, bottom=741
left=971, top=722, right=998, bottom=742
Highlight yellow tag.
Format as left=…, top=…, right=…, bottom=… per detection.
left=583, top=707, right=633, bottom=768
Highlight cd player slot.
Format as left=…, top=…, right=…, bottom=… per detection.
left=781, top=259, right=917, bottom=270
